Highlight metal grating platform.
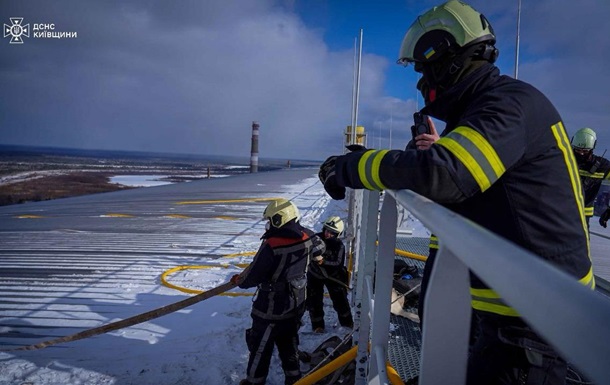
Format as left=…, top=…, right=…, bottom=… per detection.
left=388, top=313, right=421, bottom=383
left=395, top=236, right=430, bottom=260
left=386, top=235, right=428, bottom=383
left=387, top=235, right=601, bottom=385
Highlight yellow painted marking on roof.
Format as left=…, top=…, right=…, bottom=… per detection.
left=15, top=215, right=44, bottom=219
left=215, top=216, right=238, bottom=220
left=164, top=214, right=192, bottom=219
left=222, top=251, right=257, bottom=258
left=233, top=263, right=250, bottom=268
left=105, top=213, right=135, bottom=218
left=176, top=197, right=283, bottom=205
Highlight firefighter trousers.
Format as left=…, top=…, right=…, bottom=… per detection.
left=307, top=277, right=353, bottom=330
left=244, top=316, right=302, bottom=385
left=467, top=315, right=567, bottom=385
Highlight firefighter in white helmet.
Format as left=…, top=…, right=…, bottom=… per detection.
left=306, top=216, right=353, bottom=333
left=571, top=127, right=610, bottom=228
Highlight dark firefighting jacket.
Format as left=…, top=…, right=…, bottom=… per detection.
left=307, top=233, right=347, bottom=282
left=577, top=154, right=610, bottom=218
left=334, top=63, right=594, bottom=317
left=239, top=221, right=325, bottom=321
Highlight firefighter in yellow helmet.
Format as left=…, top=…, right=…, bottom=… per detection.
left=571, top=127, right=610, bottom=228
left=232, top=198, right=325, bottom=385
left=318, top=1, right=593, bottom=383
left=306, top=216, right=353, bottom=333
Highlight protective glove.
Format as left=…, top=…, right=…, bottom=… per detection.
left=599, top=208, right=610, bottom=228
left=319, top=156, right=346, bottom=200
left=230, top=274, right=241, bottom=285
left=345, top=144, right=367, bottom=152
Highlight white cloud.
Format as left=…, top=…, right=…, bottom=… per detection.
left=2, top=0, right=609, bottom=158
left=0, top=0, right=392, bottom=160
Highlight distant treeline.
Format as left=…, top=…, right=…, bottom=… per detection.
left=0, top=173, right=132, bottom=206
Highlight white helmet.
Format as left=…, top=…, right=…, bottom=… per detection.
left=323, top=216, right=344, bottom=235
left=571, top=127, right=597, bottom=151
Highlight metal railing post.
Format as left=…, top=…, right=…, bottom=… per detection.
left=353, top=189, right=380, bottom=385
left=367, top=193, right=397, bottom=385
left=419, top=246, right=471, bottom=385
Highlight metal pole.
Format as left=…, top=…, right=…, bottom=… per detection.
left=347, top=29, right=363, bottom=244
left=349, top=37, right=358, bottom=148
left=346, top=30, right=363, bottom=354
left=351, top=29, right=363, bottom=145
left=389, top=104, right=393, bottom=149
left=514, top=0, right=522, bottom=79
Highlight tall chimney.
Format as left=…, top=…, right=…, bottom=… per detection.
left=250, top=121, right=259, bottom=173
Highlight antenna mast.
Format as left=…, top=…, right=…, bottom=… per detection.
left=514, top=0, right=522, bottom=79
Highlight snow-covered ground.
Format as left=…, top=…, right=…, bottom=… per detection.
left=0, top=170, right=74, bottom=186
left=0, top=175, right=429, bottom=385
left=109, top=175, right=177, bottom=187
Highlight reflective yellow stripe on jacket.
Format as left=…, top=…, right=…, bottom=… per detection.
left=436, top=126, right=506, bottom=192
left=428, top=235, right=438, bottom=250
left=357, top=150, right=389, bottom=190
left=472, top=122, right=593, bottom=317
left=579, top=169, right=606, bottom=217
left=579, top=170, right=607, bottom=179
left=551, top=122, right=589, bottom=255
left=472, top=264, right=596, bottom=317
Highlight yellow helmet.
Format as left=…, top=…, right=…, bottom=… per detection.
left=397, top=0, right=496, bottom=66
left=263, top=198, right=300, bottom=228
left=323, top=216, right=344, bottom=235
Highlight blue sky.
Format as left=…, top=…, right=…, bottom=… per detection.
left=1, top=0, right=609, bottom=160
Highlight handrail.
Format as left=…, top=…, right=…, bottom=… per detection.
left=352, top=188, right=610, bottom=385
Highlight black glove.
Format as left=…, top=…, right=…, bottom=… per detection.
left=345, top=144, right=367, bottom=152
left=319, top=156, right=346, bottom=200
left=599, top=208, right=610, bottom=228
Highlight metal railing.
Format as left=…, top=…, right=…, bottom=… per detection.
left=351, top=188, right=610, bottom=385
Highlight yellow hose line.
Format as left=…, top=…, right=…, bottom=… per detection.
left=294, top=345, right=358, bottom=385
left=161, top=265, right=252, bottom=297
left=161, top=251, right=256, bottom=296
left=394, top=248, right=428, bottom=262
left=387, top=361, right=406, bottom=385
left=347, top=251, right=353, bottom=282
left=375, top=240, right=428, bottom=262
left=294, top=345, right=405, bottom=385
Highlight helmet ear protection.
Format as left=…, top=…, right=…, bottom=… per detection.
left=478, top=43, right=499, bottom=63
left=270, top=213, right=283, bottom=228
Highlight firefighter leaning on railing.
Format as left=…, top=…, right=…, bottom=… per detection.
left=231, top=198, right=325, bottom=385
left=571, top=127, right=610, bottom=229
left=318, top=1, right=594, bottom=384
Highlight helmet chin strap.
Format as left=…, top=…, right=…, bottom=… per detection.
left=418, top=43, right=491, bottom=104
